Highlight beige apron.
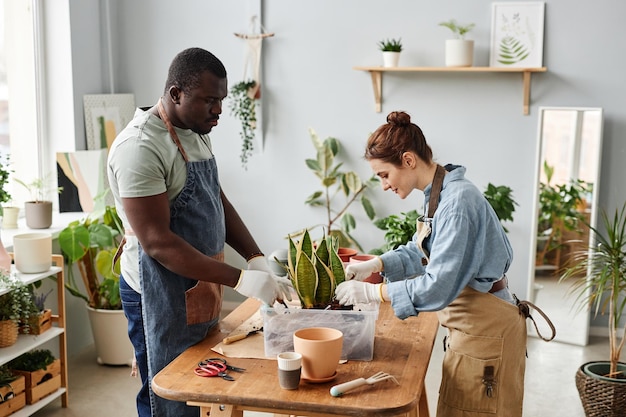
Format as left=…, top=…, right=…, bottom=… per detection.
left=417, top=165, right=528, bottom=416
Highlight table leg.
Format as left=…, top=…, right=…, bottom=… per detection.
left=417, top=384, right=429, bottom=417
left=196, top=404, right=243, bottom=417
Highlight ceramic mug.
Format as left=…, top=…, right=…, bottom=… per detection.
left=277, top=352, right=302, bottom=389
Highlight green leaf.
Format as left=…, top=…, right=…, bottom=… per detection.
left=58, top=225, right=90, bottom=264
left=362, top=197, right=375, bottom=220
left=294, top=252, right=317, bottom=308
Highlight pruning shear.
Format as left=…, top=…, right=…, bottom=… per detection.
left=194, top=358, right=245, bottom=381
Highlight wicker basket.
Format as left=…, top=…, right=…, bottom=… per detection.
left=575, top=362, right=626, bottom=417
left=0, top=320, right=18, bottom=348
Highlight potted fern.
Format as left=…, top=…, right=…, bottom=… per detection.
left=378, top=38, right=402, bottom=67
left=439, top=19, right=475, bottom=67
left=559, top=202, right=626, bottom=415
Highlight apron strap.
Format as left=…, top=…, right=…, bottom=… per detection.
left=515, top=296, right=557, bottom=342
left=158, top=98, right=190, bottom=163
left=428, top=164, right=447, bottom=218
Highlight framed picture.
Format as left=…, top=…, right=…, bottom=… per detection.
left=490, top=2, right=545, bottom=68
left=56, top=149, right=112, bottom=213
left=83, top=94, right=135, bottom=150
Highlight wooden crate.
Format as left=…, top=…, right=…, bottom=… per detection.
left=0, top=375, right=26, bottom=417
left=19, top=309, right=52, bottom=335
left=12, top=359, right=61, bottom=404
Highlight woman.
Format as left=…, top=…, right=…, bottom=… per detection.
left=335, top=111, right=527, bottom=417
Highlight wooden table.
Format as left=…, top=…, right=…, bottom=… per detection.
left=152, top=299, right=439, bottom=417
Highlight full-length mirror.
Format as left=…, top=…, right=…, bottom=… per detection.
left=528, top=107, right=603, bottom=346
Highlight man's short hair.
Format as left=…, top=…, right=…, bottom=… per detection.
left=164, top=47, right=227, bottom=94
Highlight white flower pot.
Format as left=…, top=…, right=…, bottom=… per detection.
left=12, top=232, right=52, bottom=273
left=445, top=39, right=474, bottom=67
left=382, top=51, right=401, bottom=68
left=87, top=306, right=134, bottom=366
left=1, top=206, right=20, bottom=229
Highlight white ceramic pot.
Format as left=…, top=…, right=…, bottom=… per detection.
left=24, top=201, right=53, bottom=229
left=87, top=306, right=134, bottom=366
left=382, top=51, right=401, bottom=68
left=445, top=39, right=474, bottom=67
left=12, top=232, right=52, bottom=273
left=1, top=206, right=20, bottom=229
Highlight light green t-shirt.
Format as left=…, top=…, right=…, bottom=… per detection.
left=107, top=107, right=215, bottom=292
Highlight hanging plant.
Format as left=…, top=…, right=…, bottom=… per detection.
left=228, top=79, right=258, bottom=168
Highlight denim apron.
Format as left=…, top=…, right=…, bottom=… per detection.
left=141, top=100, right=225, bottom=416
left=418, top=165, right=527, bottom=417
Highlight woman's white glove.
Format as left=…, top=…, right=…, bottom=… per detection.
left=247, top=256, right=293, bottom=301
left=234, top=270, right=281, bottom=306
left=344, top=257, right=383, bottom=281
left=335, top=281, right=383, bottom=305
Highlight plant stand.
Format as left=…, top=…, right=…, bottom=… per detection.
left=575, top=361, right=626, bottom=416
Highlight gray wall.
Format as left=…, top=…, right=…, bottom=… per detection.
left=60, top=0, right=626, bottom=350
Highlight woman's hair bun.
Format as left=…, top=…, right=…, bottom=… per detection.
left=386, top=111, right=411, bottom=127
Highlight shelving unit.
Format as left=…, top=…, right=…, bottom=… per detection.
left=353, top=66, right=547, bottom=115
left=1, top=254, right=67, bottom=416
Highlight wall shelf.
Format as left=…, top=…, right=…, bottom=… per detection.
left=353, top=66, right=547, bottom=115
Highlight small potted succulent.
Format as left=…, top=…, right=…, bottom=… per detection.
left=439, top=19, right=475, bottom=67
left=377, top=38, right=403, bottom=67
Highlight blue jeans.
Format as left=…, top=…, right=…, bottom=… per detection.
left=120, top=275, right=151, bottom=417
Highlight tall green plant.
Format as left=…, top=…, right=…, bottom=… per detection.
left=484, top=183, right=518, bottom=233
left=301, top=128, right=378, bottom=251
left=58, top=205, right=123, bottom=309
left=560, top=202, right=626, bottom=376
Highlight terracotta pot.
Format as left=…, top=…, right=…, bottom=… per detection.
left=349, top=254, right=383, bottom=283
left=293, top=327, right=343, bottom=381
left=337, top=248, right=358, bottom=263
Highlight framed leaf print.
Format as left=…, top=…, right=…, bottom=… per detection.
left=490, top=2, right=545, bottom=68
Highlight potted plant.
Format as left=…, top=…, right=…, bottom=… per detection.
left=439, top=19, right=475, bottom=67
left=377, top=38, right=402, bottom=68
left=536, top=161, right=591, bottom=268
left=265, top=229, right=378, bottom=361
left=299, top=128, right=378, bottom=251
left=19, top=288, right=53, bottom=335
left=483, top=182, right=519, bottom=233
left=14, top=173, right=63, bottom=229
left=0, top=272, right=36, bottom=347
left=0, top=154, right=19, bottom=230
left=8, top=349, right=61, bottom=405
left=228, top=79, right=258, bottom=169
left=58, top=205, right=133, bottom=365
left=0, top=363, right=25, bottom=413
left=559, top=202, right=626, bottom=416
left=370, top=209, right=420, bottom=255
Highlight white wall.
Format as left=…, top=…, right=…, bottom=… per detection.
left=61, top=0, right=626, bottom=346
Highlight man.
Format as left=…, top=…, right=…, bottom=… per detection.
left=107, top=47, right=289, bottom=417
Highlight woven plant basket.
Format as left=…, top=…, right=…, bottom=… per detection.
left=575, top=362, right=626, bottom=417
left=0, top=319, right=18, bottom=347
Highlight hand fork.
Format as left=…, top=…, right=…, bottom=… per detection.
left=330, top=371, right=399, bottom=397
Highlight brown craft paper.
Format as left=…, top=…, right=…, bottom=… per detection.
left=211, top=310, right=269, bottom=359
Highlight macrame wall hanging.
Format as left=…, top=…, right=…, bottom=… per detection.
left=229, top=12, right=274, bottom=169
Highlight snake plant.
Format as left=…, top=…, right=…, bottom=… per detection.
left=279, top=229, right=346, bottom=309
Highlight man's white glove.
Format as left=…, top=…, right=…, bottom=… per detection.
left=248, top=256, right=293, bottom=301
left=344, top=257, right=383, bottom=281
left=234, top=270, right=282, bottom=306
left=335, top=281, right=383, bottom=305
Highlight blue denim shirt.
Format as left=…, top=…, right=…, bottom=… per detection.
left=380, top=165, right=513, bottom=319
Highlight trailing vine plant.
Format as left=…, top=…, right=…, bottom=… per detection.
left=228, top=79, right=258, bottom=168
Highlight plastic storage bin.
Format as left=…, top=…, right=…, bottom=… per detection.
left=261, top=303, right=379, bottom=361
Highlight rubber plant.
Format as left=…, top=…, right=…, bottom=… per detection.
left=278, top=229, right=346, bottom=309
left=299, top=128, right=378, bottom=251
left=228, top=79, right=258, bottom=168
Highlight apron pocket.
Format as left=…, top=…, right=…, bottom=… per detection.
left=185, top=281, right=223, bottom=325
left=440, top=329, right=503, bottom=413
